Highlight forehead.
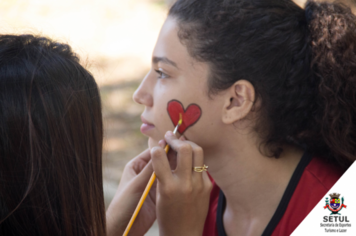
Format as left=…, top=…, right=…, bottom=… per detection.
left=153, top=17, right=195, bottom=68
left=152, top=17, right=210, bottom=89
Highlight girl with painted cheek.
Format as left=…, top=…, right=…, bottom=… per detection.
left=134, top=0, right=356, bottom=235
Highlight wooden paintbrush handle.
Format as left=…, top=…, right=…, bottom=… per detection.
left=123, top=144, right=170, bottom=236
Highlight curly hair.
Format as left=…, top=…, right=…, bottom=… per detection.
left=306, top=1, right=356, bottom=168
left=169, top=0, right=356, bottom=168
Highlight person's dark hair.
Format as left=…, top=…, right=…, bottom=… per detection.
left=0, top=35, right=105, bottom=235
left=169, top=0, right=356, bottom=168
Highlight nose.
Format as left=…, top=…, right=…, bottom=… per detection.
left=133, top=73, right=153, bottom=107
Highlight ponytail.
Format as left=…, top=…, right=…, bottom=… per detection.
left=306, top=0, right=356, bottom=168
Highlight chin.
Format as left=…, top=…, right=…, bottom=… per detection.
left=148, top=137, right=159, bottom=149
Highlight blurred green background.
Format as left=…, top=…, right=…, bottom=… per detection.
left=1, top=0, right=354, bottom=234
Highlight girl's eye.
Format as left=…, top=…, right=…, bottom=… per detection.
left=155, top=69, right=169, bottom=79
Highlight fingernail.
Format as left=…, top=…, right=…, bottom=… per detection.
left=166, top=131, right=174, bottom=137
left=158, top=140, right=165, bottom=147
left=179, top=136, right=186, bottom=141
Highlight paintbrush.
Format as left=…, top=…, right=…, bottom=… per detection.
left=123, top=114, right=183, bottom=236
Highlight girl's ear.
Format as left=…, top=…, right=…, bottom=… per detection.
left=222, top=80, right=255, bottom=124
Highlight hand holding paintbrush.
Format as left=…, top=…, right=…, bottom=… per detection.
left=151, top=132, right=212, bottom=236
left=121, top=115, right=212, bottom=236
left=123, top=116, right=183, bottom=236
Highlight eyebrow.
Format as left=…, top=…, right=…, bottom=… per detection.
left=152, top=56, right=178, bottom=68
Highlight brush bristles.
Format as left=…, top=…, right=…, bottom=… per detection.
left=178, top=113, right=183, bottom=125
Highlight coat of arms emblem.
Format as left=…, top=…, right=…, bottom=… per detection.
left=324, top=193, right=347, bottom=215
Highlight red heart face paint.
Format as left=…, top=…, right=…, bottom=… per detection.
left=167, top=100, right=202, bottom=134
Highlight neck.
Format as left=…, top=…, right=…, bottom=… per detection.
left=204, top=135, right=303, bottom=215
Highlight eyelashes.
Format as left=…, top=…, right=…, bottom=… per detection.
left=154, top=69, right=170, bottom=79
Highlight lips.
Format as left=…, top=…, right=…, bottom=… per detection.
left=140, top=116, right=155, bottom=134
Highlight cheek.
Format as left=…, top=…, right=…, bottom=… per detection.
left=167, top=100, right=202, bottom=134
left=180, top=101, right=223, bottom=148
left=150, top=99, right=175, bottom=141
left=184, top=116, right=221, bottom=148
left=155, top=109, right=173, bottom=133
left=151, top=84, right=222, bottom=147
